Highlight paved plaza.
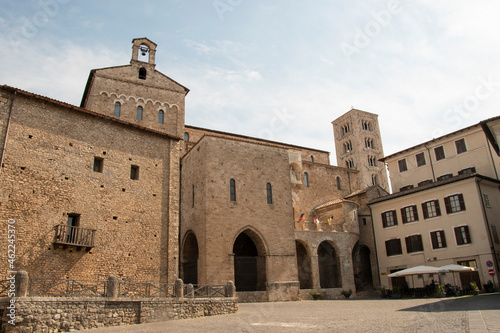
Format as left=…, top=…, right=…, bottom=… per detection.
left=84, top=293, right=500, bottom=333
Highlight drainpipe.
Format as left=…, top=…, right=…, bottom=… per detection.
left=423, top=144, right=436, bottom=182
left=476, top=178, right=500, bottom=289
left=0, top=90, right=16, bottom=176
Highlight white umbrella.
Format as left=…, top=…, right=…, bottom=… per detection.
left=439, top=264, right=475, bottom=287
left=388, top=265, right=448, bottom=277
left=439, top=264, right=475, bottom=272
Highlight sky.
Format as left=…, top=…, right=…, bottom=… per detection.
left=1, top=0, right=500, bottom=165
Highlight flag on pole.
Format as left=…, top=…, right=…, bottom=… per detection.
left=327, top=217, right=331, bottom=226
left=298, top=213, right=304, bottom=222
left=314, top=216, right=319, bottom=224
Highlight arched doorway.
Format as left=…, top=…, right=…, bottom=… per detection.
left=296, top=241, right=313, bottom=289
left=352, top=243, right=373, bottom=291
left=233, top=231, right=266, bottom=291
left=318, top=241, right=341, bottom=288
left=181, top=231, right=198, bottom=285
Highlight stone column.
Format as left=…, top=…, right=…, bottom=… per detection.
left=107, top=275, right=119, bottom=298
left=311, top=255, right=321, bottom=289
left=15, top=270, right=28, bottom=297
left=175, top=278, right=184, bottom=299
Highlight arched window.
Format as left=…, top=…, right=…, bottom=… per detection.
left=139, top=67, right=147, bottom=80
left=372, top=175, right=377, bottom=185
left=114, top=102, right=121, bottom=117
left=158, top=110, right=164, bottom=124
left=136, top=106, right=143, bottom=120
left=310, top=155, right=314, bottom=162
left=230, top=179, right=236, bottom=201
left=336, top=176, right=341, bottom=190
left=184, top=132, right=189, bottom=142
left=266, top=183, right=273, bottom=204
left=304, top=172, right=309, bottom=187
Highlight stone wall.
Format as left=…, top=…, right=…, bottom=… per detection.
left=0, top=88, right=179, bottom=283
left=0, top=297, right=238, bottom=332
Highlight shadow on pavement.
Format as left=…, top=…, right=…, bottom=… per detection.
left=399, top=293, right=500, bottom=312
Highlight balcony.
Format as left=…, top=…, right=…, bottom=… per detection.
left=53, top=224, right=96, bottom=251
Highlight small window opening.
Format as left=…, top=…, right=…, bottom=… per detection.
left=158, top=110, right=164, bottom=124
left=114, top=102, right=121, bottom=117
left=93, top=157, right=103, bottom=173
left=139, top=67, right=147, bottom=80
left=184, top=132, right=189, bottom=142
left=230, top=179, right=236, bottom=201
left=137, top=106, right=143, bottom=120
left=266, top=183, right=273, bottom=204
left=130, top=165, right=139, bottom=180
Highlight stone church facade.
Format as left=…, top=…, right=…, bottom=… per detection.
left=0, top=38, right=388, bottom=301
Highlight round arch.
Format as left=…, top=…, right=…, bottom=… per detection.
left=232, top=227, right=268, bottom=292
left=295, top=240, right=313, bottom=289
left=317, top=240, right=341, bottom=288
left=181, top=230, right=199, bottom=285
left=352, top=242, right=373, bottom=291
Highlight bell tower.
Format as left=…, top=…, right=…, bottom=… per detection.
left=332, top=109, right=389, bottom=192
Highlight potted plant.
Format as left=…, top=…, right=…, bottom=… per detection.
left=470, top=281, right=479, bottom=295
left=483, top=280, right=494, bottom=293
left=380, top=286, right=387, bottom=298
left=341, top=289, right=352, bottom=299
left=434, top=284, right=445, bottom=298
left=391, top=285, right=402, bottom=298
left=310, top=290, right=323, bottom=300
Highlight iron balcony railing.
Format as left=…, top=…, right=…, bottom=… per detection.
left=53, top=224, right=96, bottom=249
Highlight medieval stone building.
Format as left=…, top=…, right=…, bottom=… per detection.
left=0, top=38, right=388, bottom=301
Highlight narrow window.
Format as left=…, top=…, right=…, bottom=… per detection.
left=398, top=159, right=408, bottom=172
left=437, top=173, right=453, bottom=181
left=139, top=67, right=147, bottom=80
left=430, top=230, right=447, bottom=249
left=184, top=132, right=189, bottom=142
left=158, top=110, right=164, bottom=124
left=434, top=146, right=445, bottom=161
left=93, top=157, right=103, bottom=173
left=454, top=225, right=471, bottom=245
left=422, top=200, right=441, bottom=219
left=455, top=138, right=467, bottom=154
left=336, top=176, right=341, bottom=190
left=310, top=155, right=314, bottom=162
left=444, top=194, right=466, bottom=213
left=137, top=106, right=143, bottom=121
left=416, top=152, right=426, bottom=167
left=371, top=175, right=377, bottom=186
left=385, top=239, right=402, bottom=256
left=401, top=205, right=419, bottom=223
left=346, top=160, right=354, bottom=169
left=230, top=179, right=236, bottom=202
left=368, top=156, right=376, bottom=166
left=381, top=210, right=398, bottom=228
left=303, top=172, right=309, bottom=187
left=458, top=167, right=476, bottom=175
left=114, top=102, right=121, bottom=117
left=130, top=165, right=139, bottom=180
left=192, top=184, right=195, bottom=208
left=266, top=183, right=273, bottom=204
left=405, top=234, right=424, bottom=253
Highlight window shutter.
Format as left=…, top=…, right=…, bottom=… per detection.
left=431, top=232, right=438, bottom=249
left=417, top=235, right=423, bottom=251
left=385, top=241, right=391, bottom=256
left=422, top=203, right=429, bottom=219
left=455, top=227, right=463, bottom=245
left=458, top=194, right=466, bottom=211
left=405, top=237, right=412, bottom=253
left=434, top=200, right=441, bottom=216
left=444, top=197, right=451, bottom=214
left=392, top=211, right=398, bottom=226
left=464, top=226, right=471, bottom=244
left=382, top=213, right=387, bottom=228
left=412, top=206, right=419, bottom=221
left=401, top=208, right=407, bottom=224
left=440, top=231, right=447, bottom=248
